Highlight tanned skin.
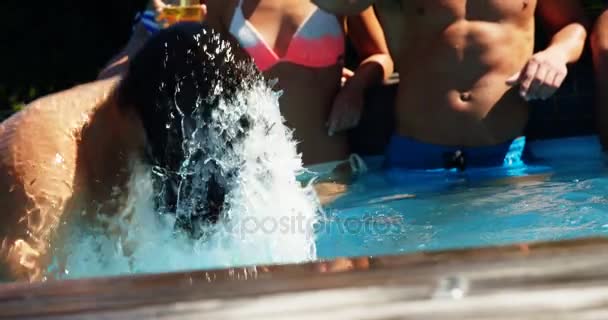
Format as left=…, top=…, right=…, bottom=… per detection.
left=313, top=0, right=587, bottom=147
left=0, top=78, right=146, bottom=282
left=206, top=0, right=393, bottom=164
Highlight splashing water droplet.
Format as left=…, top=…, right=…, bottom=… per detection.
left=54, top=32, right=319, bottom=279
left=54, top=153, right=64, bottom=165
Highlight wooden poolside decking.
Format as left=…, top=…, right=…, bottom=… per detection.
left=1, top=237, right=608, bottom=319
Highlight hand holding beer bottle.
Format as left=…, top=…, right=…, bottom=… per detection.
left=154, top=0, right=207, bottom=28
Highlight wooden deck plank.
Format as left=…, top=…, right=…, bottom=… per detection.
left=49, top=284, right=608, bottom=320
left=1, top=237, right=608, bottom=319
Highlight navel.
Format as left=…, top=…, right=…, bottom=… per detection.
left=460, top=92, right=472, bottom=102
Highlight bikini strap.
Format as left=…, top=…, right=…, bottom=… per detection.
left=229, top=0, right=246, bottom=34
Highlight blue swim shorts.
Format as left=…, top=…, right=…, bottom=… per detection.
left=385, top=135, right=530, bottom=171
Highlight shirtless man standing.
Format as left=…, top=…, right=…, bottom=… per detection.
left=314, top=0, right=587, bottom=171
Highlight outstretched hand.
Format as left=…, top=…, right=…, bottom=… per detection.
left=506, top=49, right=568, bottom=101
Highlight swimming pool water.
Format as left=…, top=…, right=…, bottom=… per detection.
left=42, top=135, right=608, bottom=280
left=317, top=136, right=608, bottom=259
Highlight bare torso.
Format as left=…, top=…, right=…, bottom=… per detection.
left=267, top=64, right=347, bottom=165
left=211, top=0, right=348, bottom=165
left=0, top=78, right=138, bottom=280
left=381, top=0, right=535, bottom=146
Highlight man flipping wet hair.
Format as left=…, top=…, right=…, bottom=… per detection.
left=314, top=0, right=587, bottom=172
left=0, top=22, right=254, bottom=281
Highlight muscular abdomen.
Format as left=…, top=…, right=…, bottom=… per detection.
left=395, top=0, right=536, bottom=146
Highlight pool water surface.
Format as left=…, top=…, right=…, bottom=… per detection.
left=44, top=135, right=608, bottom=280
left=317, top=136, right=608, bottom=259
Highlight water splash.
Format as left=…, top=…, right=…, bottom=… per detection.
left=52, top=30, right=320, bottom=278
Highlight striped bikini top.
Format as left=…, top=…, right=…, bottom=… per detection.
left=228, top=0, right=345, bottom=71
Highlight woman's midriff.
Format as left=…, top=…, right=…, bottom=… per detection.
left=395, top=20, right=534, bottom=147
left=266, top=63, right=348, bottom=165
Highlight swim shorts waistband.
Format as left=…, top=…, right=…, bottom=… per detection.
left=384, top=135, right=529, bottom=170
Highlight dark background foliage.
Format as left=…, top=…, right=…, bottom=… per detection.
left=0, top=0, right=147, bottom=118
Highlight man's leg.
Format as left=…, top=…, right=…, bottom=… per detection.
left=592, top=10, right=608, bottom=149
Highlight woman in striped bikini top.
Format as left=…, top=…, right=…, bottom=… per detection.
left=206, top=0, right=393, bottom=167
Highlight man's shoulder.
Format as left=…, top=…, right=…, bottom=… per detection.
left=9, top=78, right=118, bottom=126
left=0, top=79, right=118, bottom=171
left=31, top=78, right=118, bottom=112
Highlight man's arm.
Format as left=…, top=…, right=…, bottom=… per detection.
left=328, top=7, right=394, bottom=134
left=507, top=0, right=588, bottom=100
left=97, top=24, right=150, bottom=80
left=311, top=0, right=375, bottom=15
left=537, top=0, right=589, bottom=64
left=99, top=0, right=209, bottom=80
left=346, top=7, right=394, bottom=88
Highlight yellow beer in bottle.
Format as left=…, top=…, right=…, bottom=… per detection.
left=157, top=0, right=205, bottom=28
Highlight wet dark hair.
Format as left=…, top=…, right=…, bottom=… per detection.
left=117, top=22, right=258, bottom=238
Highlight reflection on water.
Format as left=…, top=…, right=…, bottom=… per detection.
left=318, top=137, right=608, bottom=259
left=51, top=123, right=608, bottom=281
